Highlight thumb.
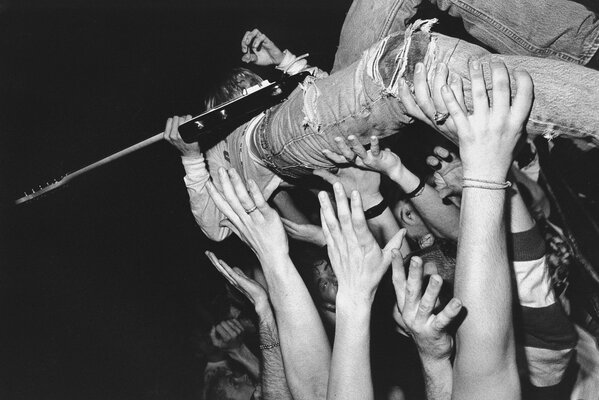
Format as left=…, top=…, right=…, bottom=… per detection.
left=383, top=228, right=407, bottom=260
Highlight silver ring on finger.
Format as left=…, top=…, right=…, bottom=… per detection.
left=245, top=206, right=258, bottom=214
left=433, top=112, right=450, bottom=125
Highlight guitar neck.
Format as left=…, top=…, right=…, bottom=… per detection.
left=16, top=132, right=164, bottom=205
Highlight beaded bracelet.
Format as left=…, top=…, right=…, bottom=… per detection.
left=259, top=341, right=280, bottom=350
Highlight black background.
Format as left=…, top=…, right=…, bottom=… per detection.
left=0, top=1, right=346, bottom=398
left=2, top=1, right=599, bottom=399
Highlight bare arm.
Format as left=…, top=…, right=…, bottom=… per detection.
left=205, top=254, right=293, bottom=400
left=319, top=183, right=406, bottom=400
left=325, top=135, right=460, bottom=241
left=207, top=168, right=331, bottom=400
left=256, top=306, right=293, bottom=400
left=437, top=60, right=533, bottom=400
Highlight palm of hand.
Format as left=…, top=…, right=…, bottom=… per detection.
left=334, top=166, right=381, bottom=198
left=433, top=159, right=464, bottom=196
left=357, top=149, right=402, bottom=177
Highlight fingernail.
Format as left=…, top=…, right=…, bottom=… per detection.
left=450, top=298, right=462, bottom=309
left=430, top=162, right=442, bottom=171
left=440, top=154, right=453, bottom=162
left=351, top=190, right=359, bottom=199
left=334, top=182, right=343, bottom=191
left=334, top=137, right=342, bottom=142
left=318, top=191, right=328, bottom=201
left=430, top=277, right=440, bottom=286
left=415, top=63, right=422, bottom=73
left=471, top=60, right=480, bottom=70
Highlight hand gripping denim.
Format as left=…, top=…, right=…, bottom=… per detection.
left=257, top=21, right=599, bottom=179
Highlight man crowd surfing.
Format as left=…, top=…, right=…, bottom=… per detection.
left=163, top=0, right=599, bottom=399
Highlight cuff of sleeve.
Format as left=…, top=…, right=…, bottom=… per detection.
left=276, top=49, right=309, bottom=75
left=181, top=155, right=210, bottom=186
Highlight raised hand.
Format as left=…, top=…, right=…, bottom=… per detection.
left=314, top=143, right=384, bottom=210
left=426, top=146, right=464, bottom=201
left=322, top=135, right=406, bottom=182
left=209, top=319, right=246, bottom=352
left=398, top=62, right=466, bottom=142
left=392, top=256, right=462, bottom=362
left=163, top=115, right=200, bottom=158
left=206, top=168, right=288, bottom=262
left=205, top=251, right=269, bottom=313
left=280, top=218, right=326, bottom=247
left=441, top=60, right=533, bottom=181
left=241, top=28, right=284, bottom=66
left=318, top=182, right=405, bottom=304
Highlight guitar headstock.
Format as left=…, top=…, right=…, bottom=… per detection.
left=15, top=176, right=68, bottom=205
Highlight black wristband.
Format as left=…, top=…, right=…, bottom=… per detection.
left=406, top=177, right=426, bottom=199
left=364, top=198, right=388, bottom=220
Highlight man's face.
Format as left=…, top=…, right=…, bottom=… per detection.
left=220, top=371, right=256, bottom=400
left=311, top=259, right=338, bottom=311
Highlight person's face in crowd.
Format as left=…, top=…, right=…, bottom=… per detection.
left=393, top=200, right=431, bottom=241
left=219, top=370, right=257, bottom=400
left=311, top=258, right=338, bottom=312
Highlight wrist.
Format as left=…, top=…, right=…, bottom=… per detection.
left=361, top=192, right=384, bottom=210
left=336, top=289, right=375, bottom=312
left=255, top=301, right=273, bottom=319
left=394, top=169, right=420, bottom=193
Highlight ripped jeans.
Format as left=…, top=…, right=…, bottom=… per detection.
left=332, top=0, right=599, bottom=72
left=256, top=22, right=599, bottom=179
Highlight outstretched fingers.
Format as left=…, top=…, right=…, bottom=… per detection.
left=218, top=168, right=250, bottom=218
left=391, top=250, right=407, bottom=310
left=469, top=59, right=489, bottom=116
left=441, top=84, right=469, bottom=131
left=332, top=182, right=357, bottom=248
left=432, top=298, right=463, bottom=332
left=319, top=191, right=346, bottom=256
left=511, top=68, right=534, bottom=127
left=404, top=256, right=424, bottom=316
left=415, top=274, right=443, bottom=325
left=350, top=190, right=371, bottom=246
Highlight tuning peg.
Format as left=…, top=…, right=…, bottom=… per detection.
left=219, top=109, right=228, bottom=120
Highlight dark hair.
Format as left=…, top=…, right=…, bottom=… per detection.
left=205, top=368, right=236, bottom=400
left=204, top=67, right=263, bottom=111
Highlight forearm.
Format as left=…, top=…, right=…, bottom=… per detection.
left=256, top=306, right=293, bottom=400
left=328, top=296, right=373, bottom=400
left=506, top=170, right=535, bottom=234
left=390, top=168, right=460, bottom=241
left=421, top=358, right=452, bottom=400
left=453, top=188, right=519, bottom=398
left=259, top=255, right=331, bottom=400
left=228, top=344, right=261, bottom=381
left=182, top=156, right=231, bottom=241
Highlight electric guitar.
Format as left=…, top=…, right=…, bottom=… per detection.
left=15, top=71, right=309, bottom=205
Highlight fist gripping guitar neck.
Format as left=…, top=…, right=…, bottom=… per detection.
left=16, top=72, right=309, bottom=205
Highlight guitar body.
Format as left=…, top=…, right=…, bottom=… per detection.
left=178, top=71, right=309, bottom=143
